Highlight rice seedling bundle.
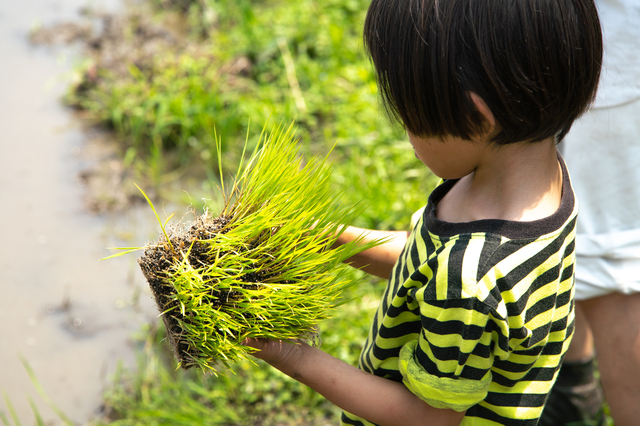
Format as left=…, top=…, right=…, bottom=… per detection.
left=136, top=124, right=379, bottom=373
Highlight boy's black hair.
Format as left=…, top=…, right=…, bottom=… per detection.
left=363, top=0, right=603, bottom=144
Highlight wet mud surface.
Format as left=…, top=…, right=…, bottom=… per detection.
left=0, top=0, right=164, bottom=424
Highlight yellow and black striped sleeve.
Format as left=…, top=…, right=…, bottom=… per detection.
left=398, top=233, right=509, bottom=412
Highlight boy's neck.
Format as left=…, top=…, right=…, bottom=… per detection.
left=435, top=137, right=563, bottom=223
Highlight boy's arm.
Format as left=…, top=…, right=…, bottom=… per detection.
left=336, top=226, right=409, bottom=279
left=246, top=339, right=466, bottom=426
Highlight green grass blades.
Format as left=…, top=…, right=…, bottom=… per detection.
left=19, top=356, right=74, bottom=426
left=94, top=323, right=344, bottom=425
left=138, top=122, right=382, bottom=373
left=1, top=393, right=20, bottom=426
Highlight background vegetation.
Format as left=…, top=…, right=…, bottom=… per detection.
left=66, top=0, right=438, bottom=229
left=61, top=0, right=438, bottom=424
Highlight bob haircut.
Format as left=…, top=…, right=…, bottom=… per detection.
left=363, top=0, right=603, bottom=144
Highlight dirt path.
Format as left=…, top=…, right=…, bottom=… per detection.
left=0, top=1, right=160, bottom=424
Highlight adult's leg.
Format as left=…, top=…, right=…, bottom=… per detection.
left=539, top=304, right=605, bottom=426
left=580, top=292, right=640, bottom=426
left=564, top=303, right=594, bottom=362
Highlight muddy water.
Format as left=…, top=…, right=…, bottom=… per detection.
left=0, top=1, right=161, bottom=424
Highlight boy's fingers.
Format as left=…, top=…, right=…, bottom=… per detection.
left=242, top=337, right=266, bottom=350
left=242, top=338, right=303, bottom=364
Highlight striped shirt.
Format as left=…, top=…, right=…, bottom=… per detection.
left=342, top=157, right=577, bottom=426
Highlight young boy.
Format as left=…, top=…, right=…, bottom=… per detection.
left=246, top=0, right=603, bottom=424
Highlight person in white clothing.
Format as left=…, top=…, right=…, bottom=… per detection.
left=540, top=1, right=640, bottom=425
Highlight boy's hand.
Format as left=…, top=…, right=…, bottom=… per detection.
left=243, top=338, right=307, bottom=368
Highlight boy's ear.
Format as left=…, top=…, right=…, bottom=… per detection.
left=468, top=92, right=498, bottom=139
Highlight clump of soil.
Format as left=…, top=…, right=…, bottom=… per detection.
left=139, top=213, right=227, bottom=368
left=30, top=21, right=93, bottom=45
left=73, top=130, right=138, bottom=214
